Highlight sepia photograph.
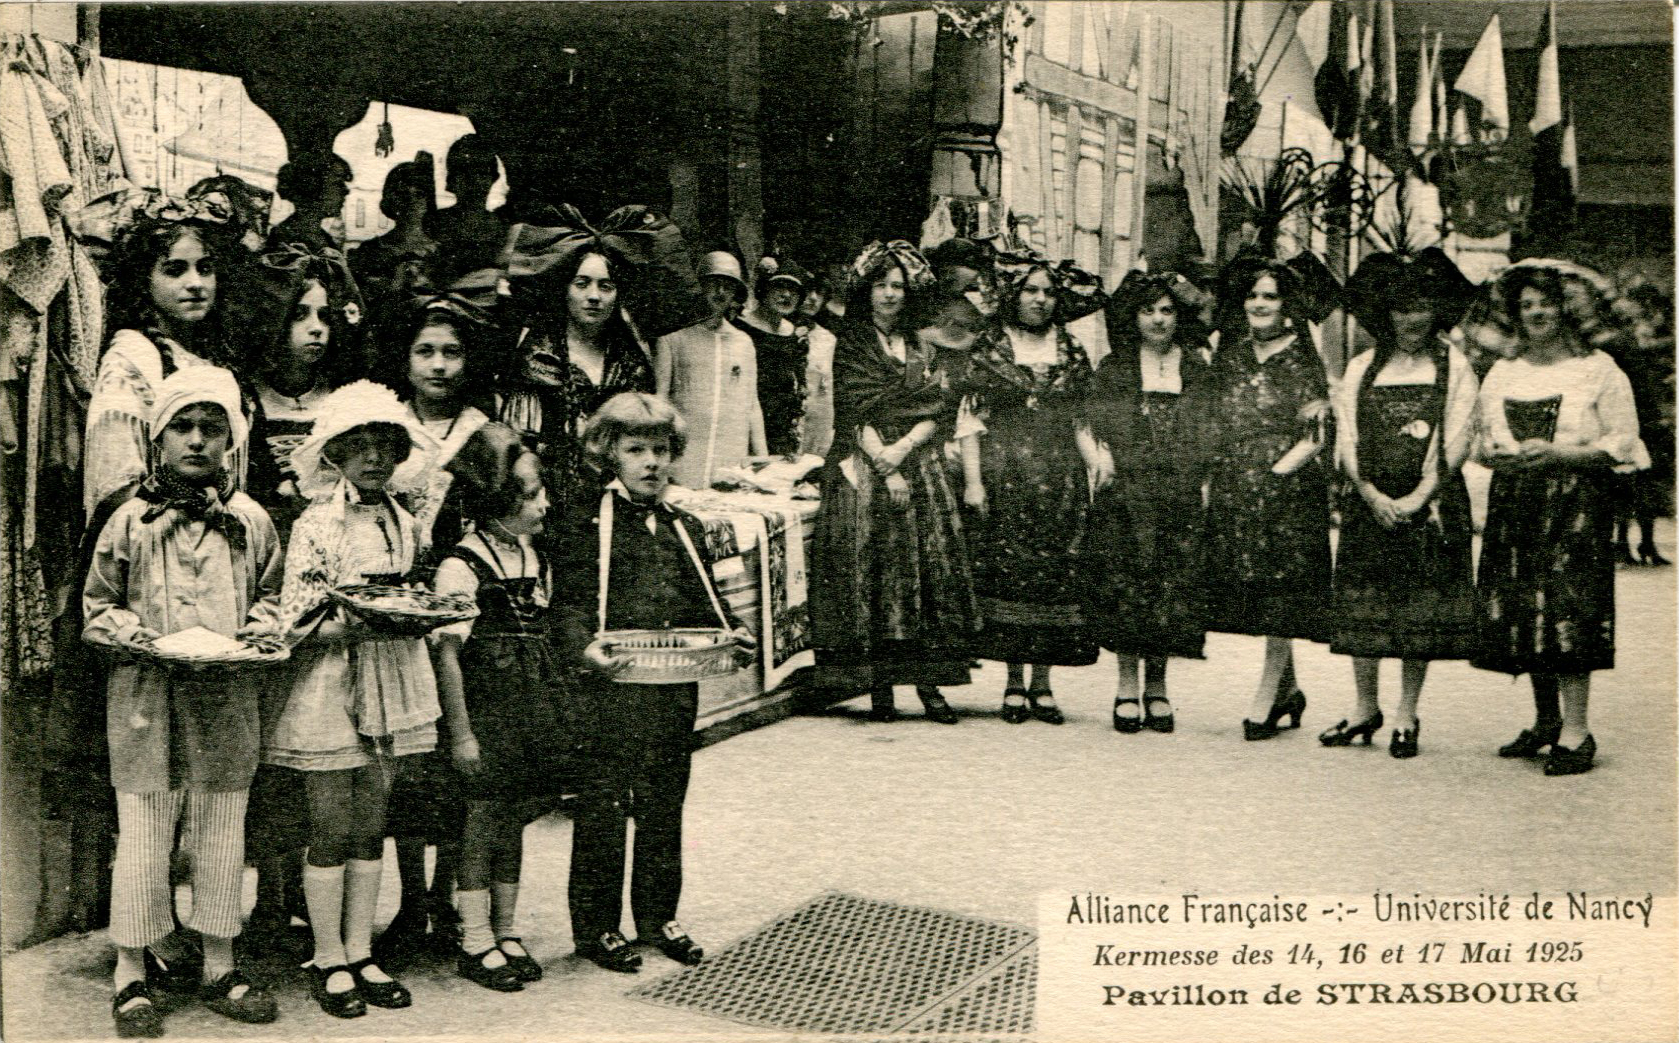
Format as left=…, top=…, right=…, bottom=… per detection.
left=0, top=1, right=1674, bottom=1040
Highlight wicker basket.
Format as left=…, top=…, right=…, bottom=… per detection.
left=329, top=585, right=480, bottom=630
left=600, top=628, right=739, bottom=684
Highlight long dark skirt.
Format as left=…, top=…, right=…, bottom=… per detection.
left=1203, top=448, right=1333, bottom=642
left=966, top=416, right=1099, bottom=666
left=811, top=449, right=979, bottom=691
left=1473, top=468, right=1617, bottom=675
left=1332, top=474, right=1481, bottom=660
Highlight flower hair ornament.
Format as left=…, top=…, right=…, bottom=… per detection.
left=850, top=240, right=936, bottom=290
left=991, top=248, right=1106, bottom=322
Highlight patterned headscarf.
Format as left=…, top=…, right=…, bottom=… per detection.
left=992, top=249, right=1106, bottom=322
left=70, top=186, right=237, bottom=276
left=850, top=240, right=935, bottom=290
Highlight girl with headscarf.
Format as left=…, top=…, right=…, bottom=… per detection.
left=810, top=240, right=979, bottom=723
left=84, top=366, right=284, bottom=1035
left=1474, top=266, right=1646, bottom=776
left=1204, top=253, right=1338, bottom=741
left=1085, top=271, right=1216, bottom=734
left=961, top=252, right=1108, bottom=725
left=268, top=380, right=440, bottom=1018
left=1324, top=249, right=1480, bottom=758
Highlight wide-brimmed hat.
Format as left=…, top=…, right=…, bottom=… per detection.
left=292, top=380, right=437, bottom=498
left=1345, top=247, right=1475, bottom=341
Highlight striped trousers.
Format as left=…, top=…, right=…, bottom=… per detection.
left=111, top=790, right=247, bottom=949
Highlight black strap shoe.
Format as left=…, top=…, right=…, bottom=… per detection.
left=112, top=980, right=164, bottom=1039
left=1543, top=734, right=1596, bottom=776
left=309, top=965, right=366, bottom=1019
left=347, top=958, right=412, bottom=1008
left=200, top=969, right=279, bottom=1024
left=497, top=938, right=544, bottom=983
left=457, top=948, right=524, bottom=992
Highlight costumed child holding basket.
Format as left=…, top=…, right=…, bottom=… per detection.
left=267, top=380, right=457, bottom=1020
left=554, top=392, right=755, bottom=973
left=83, top=367, right=286, bottom=1037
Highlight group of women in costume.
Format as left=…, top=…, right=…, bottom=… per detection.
left=63, top=158, right=1654, bottom=1037
left=809, top=236, right=1649, bottom=785
left=77, top=184, right=729, bottom=1038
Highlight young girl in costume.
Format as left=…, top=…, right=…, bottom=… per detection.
left=268, top=381, right=440, bottom=1018
left=431, top=423, right=580, bottom=990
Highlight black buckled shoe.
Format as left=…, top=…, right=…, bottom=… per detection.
left=456, top=948, right=524, bottom=992
left=199, top=969, right=279, bottom=1024
left=641, top=921, right=704, bottom=966
left=578, top=931, right=642, bottom=973
left=309, top=965, right=366, bottom=1020
left=1543, top=734, right=1596, bottom=776
left=1027, top=691, right=1064, bottom=725
left=112, top=980, right=164, bottom=1039
left=347, top=958, right=411, bottom=1008
left=497, top=938, right=543, bottom=983
left=1319, top=710, right=1383, bottom=747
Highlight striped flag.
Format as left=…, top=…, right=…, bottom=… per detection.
left=1529, top=2, right=1577, bottom=240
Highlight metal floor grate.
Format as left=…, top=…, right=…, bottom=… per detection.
left=900, top=944, right=1036, bottom=1041
left=629, top=892, right=1036, bottom=1036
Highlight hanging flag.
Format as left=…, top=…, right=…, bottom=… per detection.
left=1432, top=32, right=1447, bottom=141
left=1529, top=0, right=1562, bottom=136
left=1222, top=0, right=1263, bottom=154
left=1314, top=0, right=1361, bottom=141
left=1450, top=103, right=1471, bottom=147
left=1562, top=105, right=1579, bottom=194
left=1408, top=24, right=1433, bottom=152
left=1528, top=2, right=1575, bottom=241
left=1362, top=0, right=1411, bottom=173
left=1454, top=14, right=1509, bottom=139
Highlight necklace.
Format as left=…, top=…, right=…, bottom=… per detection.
left=417, top=408, right=461, bottom=443
left=480, top=522, right=529, bottom=579
left=1141, top=343, right=1175, bottom=381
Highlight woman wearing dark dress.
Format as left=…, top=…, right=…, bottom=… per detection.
left=810, top=240, right=978, bottom=723
left=1204, top=256, right=1335, bottom=740
left=1474, top=267, right=1645, bottom=776
left=740, top=256, right=811, bottom=456
left=496, top=209, right=664, bottom=527
left=1325, top=249, right=1480, bottom=759
left=1086, top=272, right=1214, bottom=734
left=962, top=256, right=1109, bottom=725
left=349, top=156, right=440, bottom=326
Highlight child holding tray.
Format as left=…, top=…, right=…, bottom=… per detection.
left=553, top=392, right=754, bottom=973
left=267, top=380, right=441, bottom=1019
left=429, top=423, right=581, bottom=991
left=83, top=367, right=285, bottom=1037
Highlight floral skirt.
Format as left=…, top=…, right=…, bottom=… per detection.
left=1473, top=468, right=1616, bottom=676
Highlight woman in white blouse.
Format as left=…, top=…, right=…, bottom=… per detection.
left=1474, top=266, right=1646, bottom=776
